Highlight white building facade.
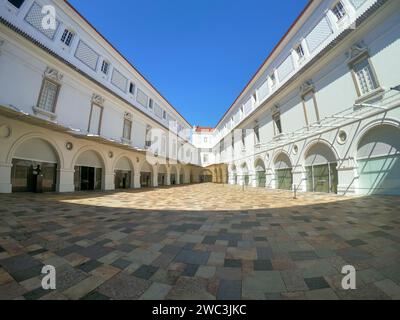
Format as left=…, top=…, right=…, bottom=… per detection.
left=0, top=0, right=202, bottom=194
left=194, top=0, right=400, bottom=196
left=1, top=0, right=400, bottom=196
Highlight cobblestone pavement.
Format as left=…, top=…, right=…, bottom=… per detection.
left=0, top=184, right=399, bottom=300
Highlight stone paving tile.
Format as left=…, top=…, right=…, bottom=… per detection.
left=0, top=184, right=399, bottom=300
left=217, top=280, right=241, bottom=300
left=97, top=272, right=152, bottom=300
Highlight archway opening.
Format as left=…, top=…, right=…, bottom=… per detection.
left=11, top=138, right=59, bottom=193
left=74, top=150, right=104, bottom=191
left=274, top=153, right=293, bottom=190
left=231, top=165, right=237, bottom=184
left=140, top=161, right=153, bottom=188
left=200, top=169, right=213, bottom=183
left=170, top=166, right=178, bottom=185
left=305, top=143, right=338, bottom=194
left=158, top=164, right=167, bottom=186
left=255, top=159, right=266, bottom=188
left=241, top=163, right=249, bottom=186
left=357, top=125, right=400, bottom=195
left=114, top=157, right=133, bottom=189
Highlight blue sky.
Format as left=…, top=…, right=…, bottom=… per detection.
left=68, top=0, right=309, bottom=127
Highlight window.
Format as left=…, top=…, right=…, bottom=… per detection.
left=60, top=29, right=74, bottom=47
left=88, top=103, right=103, bottom=135
left=254, top=125, right=260, bottom=144
left=123, top=118, right=132, bottom=141
left=162, top=110, right=167, bottom=120
left=204, top=137, right=208, bottom=143
left=332, top=1, right=346, bottom=20
left=295, top=44, right=305, bottom=59
left=231, top=134, right=235, bottom=149
left=101, top=60, right=110, bottom=75
left=145, top=125, right=152, bottom=147
left=129, top=82, right=135, bottom=95
left=7, top=0, right=25, bottom=9
left=203, top=154, right=208, bottom=163
left=148, top=98, right=153, bottom=110
left=241, top=129, right=246, bottom=147
left=270, top=73, right=277, bottom=87
left=37, top=79, right=60, bottom=113
left=273, top=112, right=283, bottom=135
left=220, top=139, right=224, bottom=153
left=352, top=57, right=378, bottom=96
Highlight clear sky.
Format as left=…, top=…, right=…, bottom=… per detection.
left=68, top=0, right=309, bottom=127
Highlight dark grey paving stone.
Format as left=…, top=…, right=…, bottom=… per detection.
left=217, top=280, right=242, bottom=300
left=175, top=249, right=210, bottom=265
left=253, top=260, right=273, bottom=271
left=11, top=264, right=44, bottom=282
left=346, top=239, right=367, bottom=247
left=224, top=259, right=242, bottom=268
left=336, top=247, right=372, bottom=261
left=0, top=254, right=41, bottom=273
left=81, top=291, right=110, bottom=300
left=202, top=236, right=217, bottom=245
left=112, top=258, right=132, bottom=270
left=182, top=264, right=199, bottom=277
left=115, top=243, right=137, bottom=253
left=304, top=277, right=330, bottom=290
left=28, top=248, right=48, bottom=256
left=55, top=264, right=88, bottom=292
left=161, top=245, right=182, bottom=256
left=78, top=245, right=112, bottom=260
left=23, top=287, right=48, bottom=300
left=98, top=272, right=151, bottom=300
left=133, top=265, right=159, bottom=280
left=257, top=247, right=273, bottom=260
left=55, top=244, right=84, bottom=257
left=290, top=251, right=319, bottom=261
left=78, top=260, right=102, bottom=273
left=254, top=237, right=267, bottom=242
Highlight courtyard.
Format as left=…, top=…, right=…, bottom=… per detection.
left=0, top=183, right=399, bottom=300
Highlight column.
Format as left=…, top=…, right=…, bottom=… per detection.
left=133, top=172, right=141, bottom=189
left=104, top=172, right=115, bottom=191
left=0, top=162, right=12, bottom=193
left=292, top=165, right=306, bottom=192
left=58, top=168, right=75, bottom=193
left=265, top=168, right=275, bottom=189
left=337, top=159, right=357, bottom=195
left=153, top=167, right=158, bottom=188
left=166, top=168, right=171, bottom=186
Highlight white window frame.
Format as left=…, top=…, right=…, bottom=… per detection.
left=60, top=28, right=74, bottom=47
left=100, top=60, right=110, bottom=75
left=34, top=77, right=60, bottom=118
left=349, top=53, right=380, bottom=98
left=332, top=1, right=347, bottom=21
left=88, top=103, right=103, bottom=135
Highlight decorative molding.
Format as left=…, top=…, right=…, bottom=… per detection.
left=346, top=42, right=368, bottom=63
left=300, top=80, right=315, bottom=96
left=0, top=124, right=11, bottom=138
left=124, top=112, right=133, bottom=120
left=44, top=67, right=63, bottom=82
left=91, top=93, right=105, bottom=106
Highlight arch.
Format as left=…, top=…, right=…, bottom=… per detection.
left=200, top=169, right=213, bottom=183
left=170, top=165, right=178, bottom=185
left=158, top=164, right=167, bottom=186
left=140, top=160, right=153, bottom=188
left=73, top=149, right=106, bottom=191
left=304, top=141, right=338, bottom=194
left=254, top=158, right=266, bottom=188
left=113, top=155, right=134, bottom=189
left=230, top=164, right=238, bottom=185
left=356, top=124, right=400, bottom=195
left=240, top=162, right=250, bottom=186
left=7, top=133, right=64, bottom=168
left=274, top=152, right=293, bottom=190
left=9, top=136, right=61, bottom=193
